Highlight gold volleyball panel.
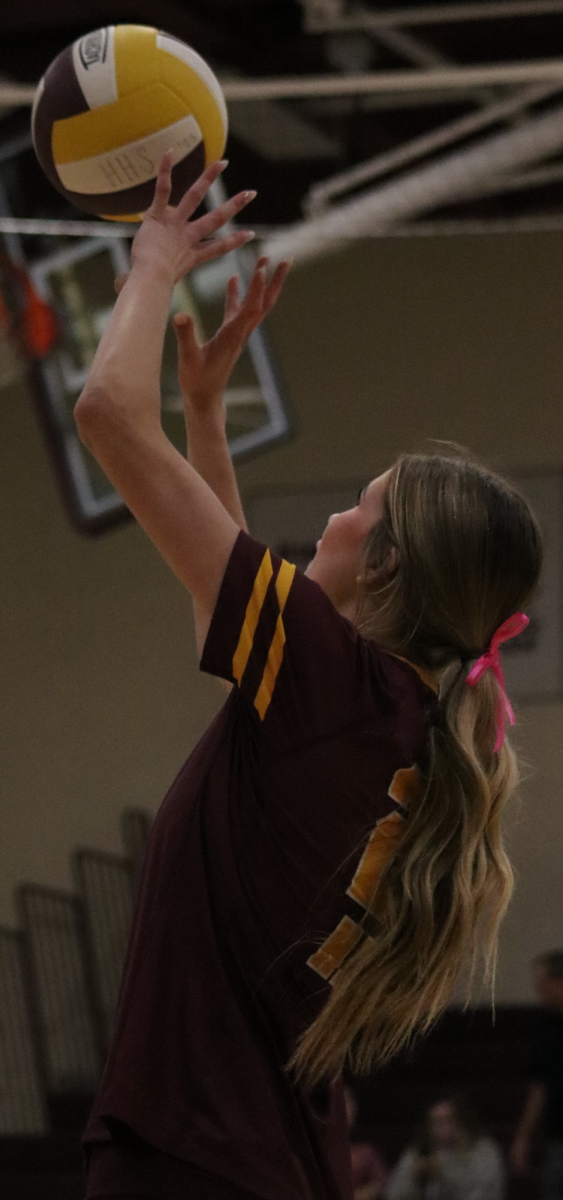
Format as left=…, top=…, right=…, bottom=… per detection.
left=157, top=46, right=227, bottom=164
left=113, top=25, right=159, bottom=98
left=52, top=84, right=188, bottom=164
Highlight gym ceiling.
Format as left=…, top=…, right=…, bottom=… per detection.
left=2, top=1, right=563, bottom=235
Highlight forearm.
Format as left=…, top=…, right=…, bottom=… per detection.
left=174, top=257, right=290, bottom=530
left=184, top=401, right=247, bottom=531
left=77, top=258, right=174, bottom=431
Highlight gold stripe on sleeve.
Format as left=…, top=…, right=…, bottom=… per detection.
left=232, top=550, right=274, bottom=685
left=253, top=560, right=296, bottom=720
left=274, top=557, right=296, bottom=613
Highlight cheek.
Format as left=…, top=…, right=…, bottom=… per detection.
left=322, top=510, right=363, bottom=551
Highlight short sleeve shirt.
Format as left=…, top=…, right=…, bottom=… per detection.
left=83, top=532, right=437, bottom=1200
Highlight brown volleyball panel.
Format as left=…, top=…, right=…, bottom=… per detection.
left=32, top=45, right=90, bottom=196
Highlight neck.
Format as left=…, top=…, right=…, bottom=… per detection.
left=337, top=596, right=359, bottom=622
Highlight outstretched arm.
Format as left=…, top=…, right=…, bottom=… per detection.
left=173, top=256, right=290, bottom=531
left=75, top=154, right=257, bottom=652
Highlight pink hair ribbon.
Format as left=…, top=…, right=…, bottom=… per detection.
left=465, top=612, right=529, bottom=752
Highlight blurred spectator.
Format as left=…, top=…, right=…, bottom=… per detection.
left=345, top=1084, right=389, bottom=1200
left=511, top=949, right=563, bottom=1198
left=386, top=1095, right=505, bottom=1200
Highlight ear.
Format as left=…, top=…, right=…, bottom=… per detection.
left=361, top=546, right=400, bottom=588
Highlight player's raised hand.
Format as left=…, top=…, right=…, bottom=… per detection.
left=125, top=151, right=257, bottom=287
left=173, top=256, right=291, bottom=413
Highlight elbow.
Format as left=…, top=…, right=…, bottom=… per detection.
left=75, top=380, right=162, bottom=457
left=75, top=383, right=142, bottom=452
left=74, top=385, right=112, bottom=447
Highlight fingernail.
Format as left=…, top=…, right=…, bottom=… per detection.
left=244, top=231, right=256, bottom=241
left=244, top=190, right=257, bottom=201
left=219, top=159, right=229, bottom=169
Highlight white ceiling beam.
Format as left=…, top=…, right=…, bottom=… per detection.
left=262, top=98, right=563, bottom=265
left=446, top=159, right=563, bottom=200
left=0, top=217, right=133, bottom=238
left=0, top=84, right=35, bottom=105
left=305, top=82, right=562, bottom=211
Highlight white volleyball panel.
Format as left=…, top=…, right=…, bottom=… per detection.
left=72, top=27, right=118, bottom=110
left=56, top=114, right=203, bottom=194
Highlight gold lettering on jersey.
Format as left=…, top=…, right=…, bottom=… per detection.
left=306, top=915, right=363, bottom=981
left=232, top=550, right=273, bottom=684
left=346, top=767, right=420, bottom=910
left=346, top=810, right=405, bottom=910
left=389, top=764, right=421, bottom=806
left=307, top=764, right=422, bottom=981
left=254, top=559, right=296, bottom=720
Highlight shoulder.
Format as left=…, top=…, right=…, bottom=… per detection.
left=204, top=530, right=436, bottom=750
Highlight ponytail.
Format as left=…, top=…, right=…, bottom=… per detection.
left=290, top=669, right=516, bottom=1083
left=290, top=452, right=541, bottom=1085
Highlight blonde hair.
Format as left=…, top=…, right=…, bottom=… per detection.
left=291, top=452, right=543, bottom=1084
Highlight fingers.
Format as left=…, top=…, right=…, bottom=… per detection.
left=173, top=312, right=198, bottom=353
left=237, top=257, right=291, bottom=323
left=224, top=274, right=240, bottom=322
left=175, top=159, right=229, bottom=222
left=193, top=189, right=257, bottom=240
left=149, top=157, right=257, bottom=241
left=216, top=258, right=290, bottom=347
left=263, top=259, right=292, bottom=313
left=237, top=257, right=267, bottom=316
left=173, top=312, right=193, bottom=331
left=194, top=228, right=256, bottom=265
left=150, top=150, right=174, bottom=217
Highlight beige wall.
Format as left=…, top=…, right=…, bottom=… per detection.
left=2, top=230, right=562, bottom=1001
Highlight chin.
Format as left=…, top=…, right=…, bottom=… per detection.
left=304, top=551, right=320, bottom=579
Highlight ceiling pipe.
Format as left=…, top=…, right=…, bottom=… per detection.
left=7, top=60, right=563, bottom=110
left=222, top=61, right=563, bottom=99
left=262, top=99, right=563, bottom=265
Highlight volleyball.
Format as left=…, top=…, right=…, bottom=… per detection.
left=31, top=25, right=228, bottom=220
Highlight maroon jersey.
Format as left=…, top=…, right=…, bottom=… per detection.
left=82, top=532, right=437, bottom=1200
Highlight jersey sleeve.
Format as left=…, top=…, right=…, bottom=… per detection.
left=200, top=530, right=382, bottom=745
